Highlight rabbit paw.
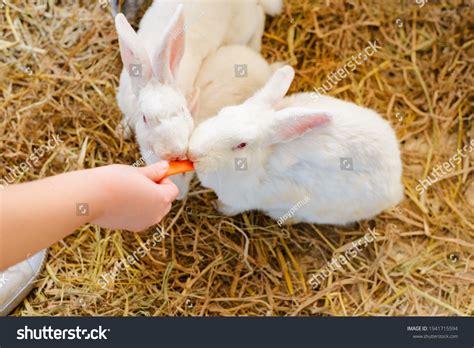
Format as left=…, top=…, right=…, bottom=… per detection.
left=280, top=217, right=299, bottom=226
left=269, top=209, right=302, bottom=226
left=172, top=173, right=193, bottom=200
left=213, top=200, right=241, bottom=216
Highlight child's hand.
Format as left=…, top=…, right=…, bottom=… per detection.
left=91, top=161, right=179, bottom=232
left=1, top=161, right=179, bottom=269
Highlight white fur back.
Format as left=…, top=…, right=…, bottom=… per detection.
left=194, top=45, right=273, bottom=123
left=138, top=0, right=266, bottom=94
left=267, top=93, right=404, bottom=223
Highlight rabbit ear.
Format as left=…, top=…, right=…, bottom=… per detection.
left=115, top=13, right=152, bottom=95
left=247, top=65, right=295, bottom=106
left=268, top=107, right=331, bottom=143
left=153, top=4, right=185, bottom=85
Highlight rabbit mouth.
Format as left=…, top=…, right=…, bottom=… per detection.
left=155, top=145, right=187, bottom=162
left=163, top=154, right=187, bottom=161
left=188, top=152, right=224, bottom=174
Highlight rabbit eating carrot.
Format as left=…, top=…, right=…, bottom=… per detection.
left=188, top=66, right=404, bottom=225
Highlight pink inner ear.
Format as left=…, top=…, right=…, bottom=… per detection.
left=154, top=9, right=185, bottom=84
left=168, top=15, right=185, bottom=77
left=282, top=114, right=330, bottom=140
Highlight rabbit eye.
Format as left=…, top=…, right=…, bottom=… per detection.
left=143, top=115, right=147, bottom=124
left=236, top=142, right=247, bottom=149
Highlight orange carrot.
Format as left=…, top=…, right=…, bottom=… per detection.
left=164, top=160, right=194, bottom=178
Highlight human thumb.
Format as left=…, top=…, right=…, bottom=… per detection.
left=139, top=161, right=169, bottom=182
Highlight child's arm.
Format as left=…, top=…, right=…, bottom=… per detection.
left=0, top=162, right=178, bottom=271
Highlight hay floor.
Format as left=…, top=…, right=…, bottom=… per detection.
left=1, top=0, right=473, bottom=316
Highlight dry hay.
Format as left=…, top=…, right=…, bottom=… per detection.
left=0, top=0, right=473, bottom=316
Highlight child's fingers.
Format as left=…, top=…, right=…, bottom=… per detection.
left=139, top=161, right=169, bottom=181
left=139, top=163, right=178, bottom=201
left=157, top=178, right=179, bottom=201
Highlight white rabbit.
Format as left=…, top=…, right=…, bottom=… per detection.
left=188, top=66, right=404, bottom=225
left=178, top=44, right=278, bottom=197
left=115, top=0, right=283, bottom=197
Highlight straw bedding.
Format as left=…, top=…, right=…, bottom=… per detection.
left=0, top=0, right=472, bottom=316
